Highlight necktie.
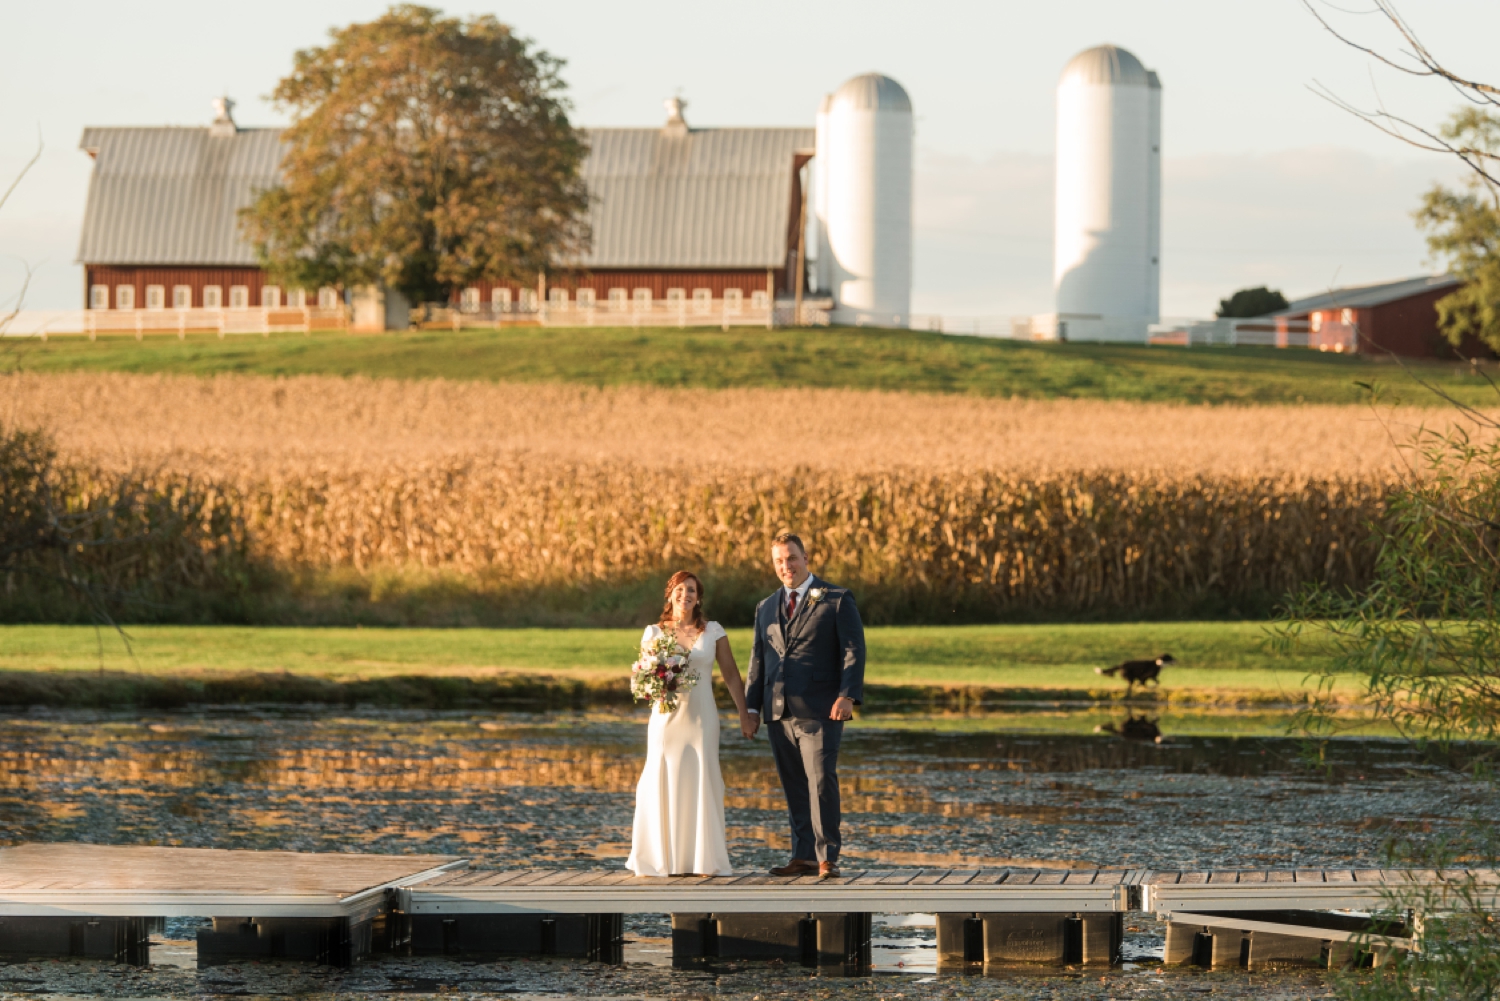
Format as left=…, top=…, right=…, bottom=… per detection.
left=786, top=591, right=797, bottom=619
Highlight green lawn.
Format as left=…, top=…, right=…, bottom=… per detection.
left=6, top=325, right=1487, bottom=405
left=0, top=621, right=1348, bottom=699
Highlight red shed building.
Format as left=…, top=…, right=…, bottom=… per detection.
left=77, top=98, right=814, bottom=330
left=1275, top=274, right=1491, bottom=360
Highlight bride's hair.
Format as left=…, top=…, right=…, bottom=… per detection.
left=659, top=570, right=706, bottom=631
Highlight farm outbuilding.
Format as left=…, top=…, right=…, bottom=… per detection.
left=1274, top=274, right=1490, bottom=360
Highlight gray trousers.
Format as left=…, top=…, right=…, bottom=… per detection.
left=768, top=717, right=844, bottom=863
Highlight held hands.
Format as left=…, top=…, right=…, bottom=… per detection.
left=830, top=696, right=855, bottom=722
left=740, top=711, right=760, bottom=739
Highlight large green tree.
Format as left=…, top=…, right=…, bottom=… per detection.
left=1416, top=109, right=1500, bottom=353
left=241, top=5, right=590, bottom=306
left=1216, top=286, right=1288, bottom=318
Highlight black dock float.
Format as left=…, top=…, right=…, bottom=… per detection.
left=0, top=916, right=153, bottom=966
left=671, top=912, right=871, bottom=969
left=409, top=912, right=623, bottom=963
left=936, top=912, right=1122, bottom=967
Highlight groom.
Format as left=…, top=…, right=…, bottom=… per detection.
left=744, top=532, right=866, bottom=879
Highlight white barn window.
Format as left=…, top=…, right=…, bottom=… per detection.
left=317, top=287, right=338, bottom=309
left=262, top=285, right=281, bottom=308
left=90, top=285, right=109, bottom=310
left=228, top=285, right=249, bottom=309
left=548, top=288, right=568, bottom=307
left=203, top=285, right=223, bottom=309
left=115, top=285, right=135, bottom=310
left=145, top=285, right=165, bottom=310
left=693, top=288, right=712, bottom=314
left=519, top=288, right=538, bottom=312
left=576, top=288, right=597, bottom=309
left=492, top=287, right=512, bottom=312
left=461, top=287, right=480, bottom=313
left=286, top=288, right=307, bottom=308
left=173, top=286, right=192, bottom=309
left=666, top=288, right=685, bottom=304
left=608, top=288, right=627, bottom=311
left=724, top=288, right=743, bottom=314
left=632, top=288, right=652, bottom=310
left=750, top=290, right=769, bottom=311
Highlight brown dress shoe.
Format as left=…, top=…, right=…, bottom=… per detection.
left=819, top=861, right=841, bottom=879
left=769, top=859, right=818, bottom=877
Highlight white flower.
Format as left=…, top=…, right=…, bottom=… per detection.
left=808, top=588, right=826, bottom=604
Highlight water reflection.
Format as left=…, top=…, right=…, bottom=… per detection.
left=0, top=709, right=1488, bottom=877
left=1094, top=713, right=1164, bottom=743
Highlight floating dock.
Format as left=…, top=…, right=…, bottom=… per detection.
left=1, top=845, right=1492, bottom=971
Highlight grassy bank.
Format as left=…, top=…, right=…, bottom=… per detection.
left=0, top=621, right=1350, bottom=709
left=6, top=326, right=1487, bottom=405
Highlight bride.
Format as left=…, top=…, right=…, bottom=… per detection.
left=626, top=571, right=756, bottom=877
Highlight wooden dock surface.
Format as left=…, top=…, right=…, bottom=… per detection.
left=1145, top=867, right=1500, bottom=912
left=0, top=844, right=464, bottom=918
left=404, top=867, right=1136, bottom=915
left=2, top=846, right=1494, bottom=919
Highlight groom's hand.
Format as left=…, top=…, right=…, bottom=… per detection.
left=740, top=711, right=760, bottom=739
left=830, top=697, right=855, bottom=722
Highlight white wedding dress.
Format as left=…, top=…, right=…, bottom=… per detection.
left=625, top=621, right=734, bottom=876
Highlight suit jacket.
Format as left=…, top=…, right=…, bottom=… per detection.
left=745, top=575, right=866, bottom=721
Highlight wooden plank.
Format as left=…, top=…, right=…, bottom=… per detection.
left=879, top=870, right=924, bottom=885
left=1209, top=872, right=1240, bottom=884
left=1294, top=870, right=1326, bottom=883
left=1237, top=871, right=1268, bottom=883
left=1353, top=870, right=1385, bottom=882
left=1063, top=872, right=1099, bottom=885
left=1178, top=872, right=1209, bottom=885
left=938, top=870, right=980, bottom=885
left=1146, top=871, right=1180, bottom=885
left=909, top=871, right=947, bottom=886
left=503, top=870, right=563, bottom=887
left=1268, top=871, right=1295, bottom=883
left=993, top=871, right=1032, bottom=885
left=1032, top=872, right=1067, bottom=885
left=1325, top=870, right=1355, bottom=883
left=1092, top=871, right=1125, bottom=886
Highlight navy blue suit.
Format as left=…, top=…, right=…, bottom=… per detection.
left=746, top=575, right=866, bottom=863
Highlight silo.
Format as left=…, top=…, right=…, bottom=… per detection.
left=824, top=73, right=913, bottom=325
left=813, top=93, right=832, bottom=295
left=1053, top=45, right=1162, bottom=339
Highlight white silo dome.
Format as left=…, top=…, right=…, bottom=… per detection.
left=823, top=72, right=913, bottom=326
left=1054, top=44, right=1162, bottom=339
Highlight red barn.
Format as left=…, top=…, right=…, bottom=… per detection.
left=1275, top=274, right=1492, bottom=360
left=77, top=98, right=814, bottom=331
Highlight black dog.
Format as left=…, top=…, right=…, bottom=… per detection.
left=1095, top=653, right=1174, bottom=693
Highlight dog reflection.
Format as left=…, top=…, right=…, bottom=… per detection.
left=1094, top=713, right=1164, bottom=744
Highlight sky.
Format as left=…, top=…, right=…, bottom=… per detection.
left=1, top=0, right=1494, bottom=316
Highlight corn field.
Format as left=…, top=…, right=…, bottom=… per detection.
left=0, top=372, right=1431, bottom=623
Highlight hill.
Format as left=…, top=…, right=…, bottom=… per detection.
left=7, top=325, right=1493, bottom=405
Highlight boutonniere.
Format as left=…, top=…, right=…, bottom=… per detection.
left=807, top=588, right=827, bottom=605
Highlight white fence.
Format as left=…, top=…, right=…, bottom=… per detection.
left=2, top=307, right=348, bottom=339
left=428, top=299, right=781, bottom=330
left=4, top=305, right=1358, bottom=353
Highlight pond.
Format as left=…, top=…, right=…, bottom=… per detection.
left=0, top=706, right=1490, bottom=999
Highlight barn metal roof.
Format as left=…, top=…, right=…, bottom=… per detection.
left=77, top=127, right=287, bottom=266
left=1278, top=274, right=1460, bottom=315
left=77, top=124, right=813, bottom=270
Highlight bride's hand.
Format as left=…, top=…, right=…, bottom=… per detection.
left=739, top=711, right=759, bottom=739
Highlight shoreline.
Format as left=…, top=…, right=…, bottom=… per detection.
left=0, top=669, right=1350, bottom=711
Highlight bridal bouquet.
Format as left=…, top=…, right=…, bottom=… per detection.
left=631, top=632, right=698, bottom=712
